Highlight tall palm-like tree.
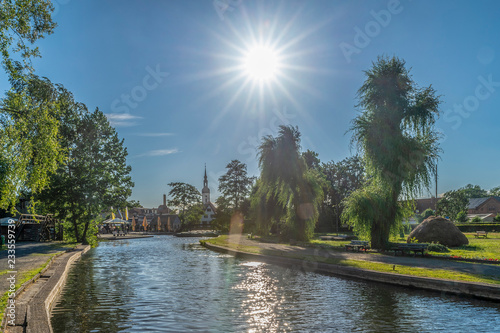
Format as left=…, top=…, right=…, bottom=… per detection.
left=257, top=125, right=323, bottom=241
left=345, top=56, right=441, bottom=249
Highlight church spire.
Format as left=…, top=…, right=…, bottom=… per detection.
left=202, top=164, right=210, bottom=204
left=204, top=163, right=208, bottom=188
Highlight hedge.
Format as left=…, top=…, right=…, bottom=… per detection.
left=456, top=224, right=500, bottom=232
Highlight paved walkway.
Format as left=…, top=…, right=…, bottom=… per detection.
left=228, top=234, right=500, bottom=279
left=0, top=242, right=73, bottom=300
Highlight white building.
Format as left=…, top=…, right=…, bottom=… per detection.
left=201, top=166, right=216, bottom=226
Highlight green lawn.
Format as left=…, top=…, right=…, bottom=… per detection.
left=311, top=232, right=500, bottom=261
left=427, top=233, right=500, bottom=261
left=203, top=235, right=500, bottom=285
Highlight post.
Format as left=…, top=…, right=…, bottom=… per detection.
left=435, top=161, right=438, bottom=211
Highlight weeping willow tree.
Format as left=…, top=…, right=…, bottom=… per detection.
left=343, top=56, right=441, bottom=249
left=254, top=125, right=324, bottom=241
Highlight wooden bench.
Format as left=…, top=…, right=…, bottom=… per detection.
left=474, top=231, right=488, bottom=238
left=392, top=243, right=429, bottom=257
left=345, top=240, right=370, bottom=252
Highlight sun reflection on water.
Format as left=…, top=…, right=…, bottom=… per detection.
left=234, top=261, right=287, bottom=332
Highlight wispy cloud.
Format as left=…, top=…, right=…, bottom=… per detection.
left=105, top=113, right=142, bottom=127
left=136, top=148, right=180, bottom=157
left=136, top=132, right=175, bottom=137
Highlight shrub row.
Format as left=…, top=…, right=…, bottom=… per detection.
left=456, top=224, right=500, bottom=232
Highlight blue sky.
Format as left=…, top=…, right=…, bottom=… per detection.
left=1, top=0, right=499, bottom=208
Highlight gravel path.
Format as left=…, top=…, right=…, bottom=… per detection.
left=228, top=234, right=500, bottom=278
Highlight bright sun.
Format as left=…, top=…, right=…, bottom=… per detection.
left=243, top=45, right=280, bottom=81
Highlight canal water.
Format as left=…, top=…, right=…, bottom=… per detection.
left=51, top=236, right=500, bottom=332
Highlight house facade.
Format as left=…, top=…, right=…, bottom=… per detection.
left=414, top=197, right=440, bottom=213
left=129, top=194, right=175, bottom=230
left=468, top=196, right=500, bottom=215
left=152, top=214, right=182, bottom=232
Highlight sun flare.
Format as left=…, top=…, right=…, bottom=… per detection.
left=243, top=45, right=280, bottom=81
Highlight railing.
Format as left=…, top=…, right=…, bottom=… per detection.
left=189, top=224, right=215, bottom=231
left=15, top=214, right=62, bottom=241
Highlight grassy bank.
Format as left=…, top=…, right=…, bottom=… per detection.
left=311, top=232, right=500, bottom=261
left=427, top=233, right=500, bottom=261
left=203, top=235, right=500, bottom=285
left=0, top=251, right=64, bottom=324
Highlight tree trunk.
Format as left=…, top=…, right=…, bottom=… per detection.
left=371, top=190, right=399, bottom=250
left=81, top=212, right=90, bottom=245
left=72, top=215, right=80, bottom=242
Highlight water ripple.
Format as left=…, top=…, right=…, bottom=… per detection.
left=51, top=236, right=500, bottom=332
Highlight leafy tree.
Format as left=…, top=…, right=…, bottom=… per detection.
left=167, top=182, right=201, bottom=215
left=39, top=108, right=133, bottom=244
left=436, top=189, right=468, bottom=222
left=249, top=178, right=285, bottom=235
left=126, top=199, right=142, bottom=208
left=0, top=76, right=68, bottom=211
left=317, top=156, right=365, bottom=232
left=211, top=196, right=232, bottom=233
left=490, top=186, right=500, bottom=197
left=218, top=160, right=254, bottom=210
left=494, top=214, right=500, bottom=222
left=0, top=0, right=56, bottom=79
left=180, top=204, right=203, bottom=230
left=0, top=1, right=60, bottom=210
left=256, top=125, right=324, bottom=241
left=460, top=184, right=488, bottom=199
left=302, top=149, right=320, bottom=170
left=344, top=56, right=441, bottom=249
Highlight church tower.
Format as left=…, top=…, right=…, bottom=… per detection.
left=202, top=165, right=210, bottom=205
left=201, top=165, right=216, bottom=226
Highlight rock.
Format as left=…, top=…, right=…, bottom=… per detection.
left=408, top=216, right=469, bottom=247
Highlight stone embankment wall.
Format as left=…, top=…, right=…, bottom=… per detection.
left=3, top=245, right=90, bottom=333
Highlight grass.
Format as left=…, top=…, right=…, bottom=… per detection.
left=311, top=232, right=500, bottom=261
left=201, top=235, right=262, bottom=254
left=0, top=241, right=77, bottom=326
left=427, top=233, right=500, bottom=260
left=0, top=251, right=63, bottom=324
left=203, top=235, right=500, bottom=285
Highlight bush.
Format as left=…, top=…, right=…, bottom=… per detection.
left=416, top=208, right=435, bottom=223
left=427, top=242, right=449, bottom=253
left=471, top=216, right=483, bottom=223
left=494, top=214, right=500, bottom=222
left=456, top=211, right=468, bottom=223
left=422, top=208, right=435, bottom=219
